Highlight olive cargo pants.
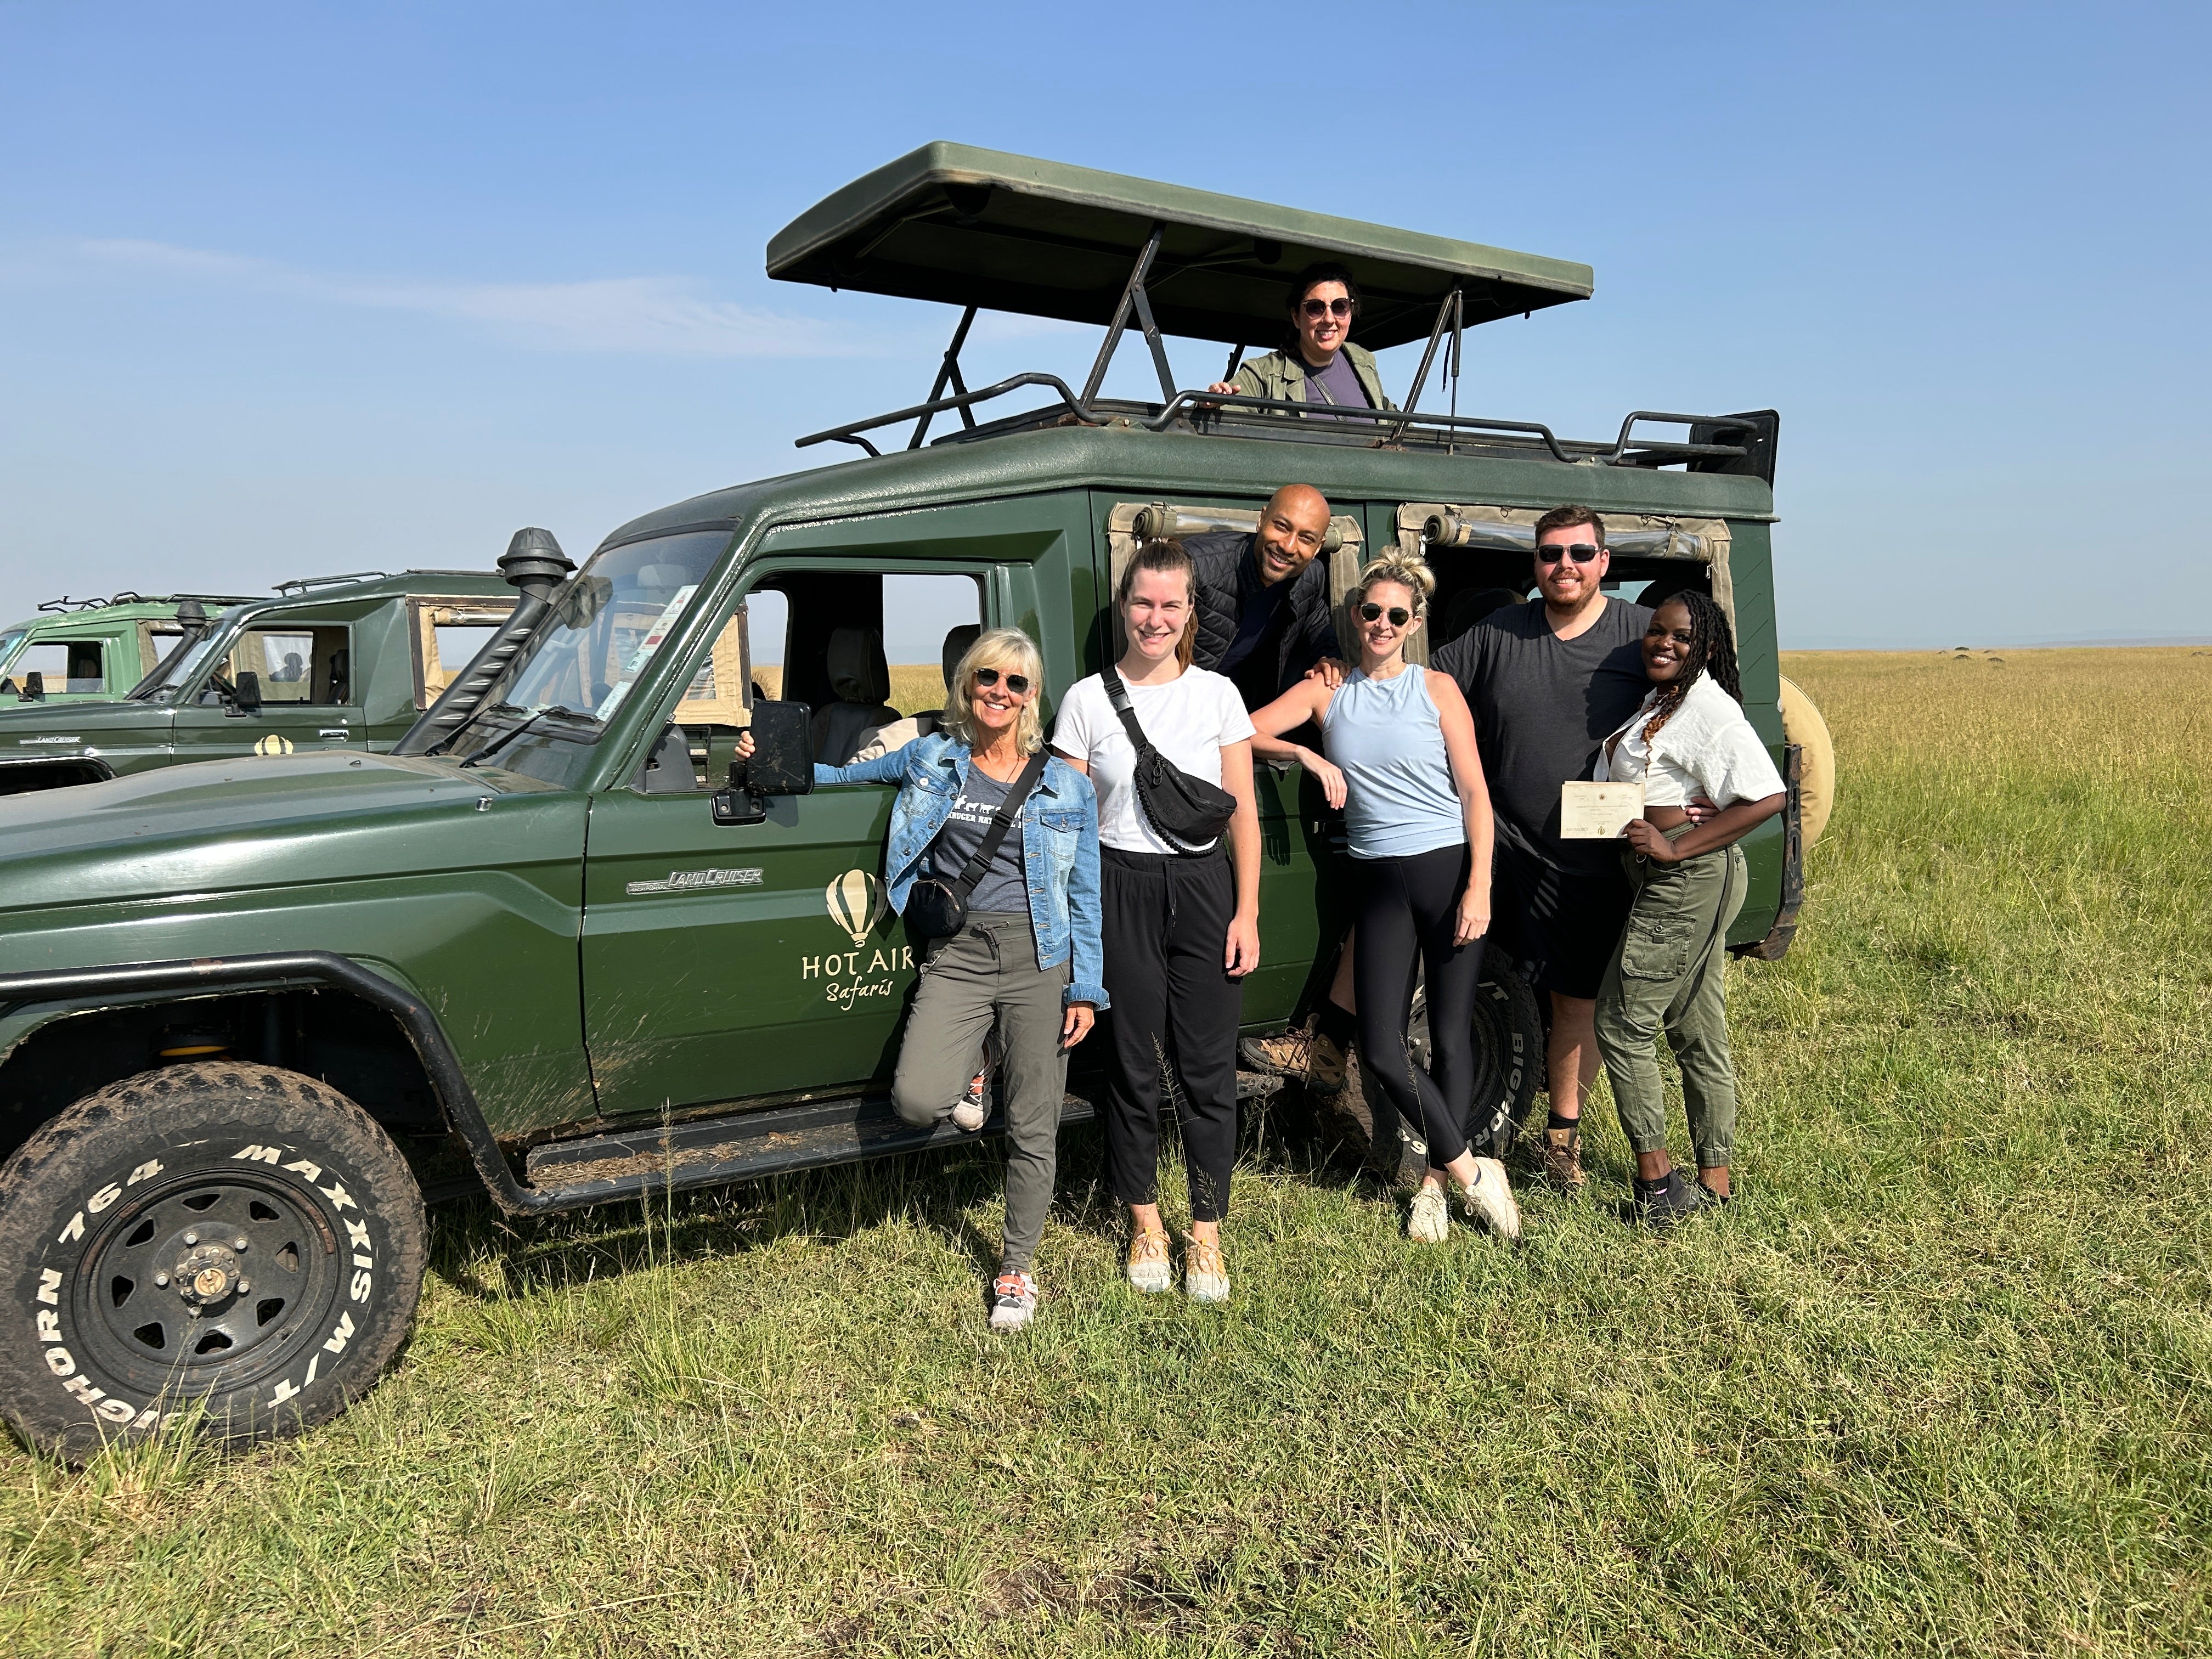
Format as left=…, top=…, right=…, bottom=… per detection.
left=1593, top=839, right=1748, bottom=1170
left=893, top=911, right=1070, bottom=1275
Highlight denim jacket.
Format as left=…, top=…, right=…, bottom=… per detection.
left=815, top=733, right=1108, bottom=1009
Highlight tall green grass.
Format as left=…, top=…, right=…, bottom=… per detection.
left=2, top=649, right=2207, bottom=1656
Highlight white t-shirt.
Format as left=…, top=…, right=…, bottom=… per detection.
left=1594, top=674, right=1785, bottom=809
left=1052, top=668, right=1256, bottom=854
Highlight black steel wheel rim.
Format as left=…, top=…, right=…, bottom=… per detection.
left=74, top=1167, right=343, bottom=1400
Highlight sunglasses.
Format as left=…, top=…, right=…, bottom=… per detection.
left=1536, top=541, right=1602, bottom=565
left=1357, top=602, right=1414, bottom=627
left=1300, top=297, right=1354, bottom=319
left=972, top=667, right=1032, bottom=696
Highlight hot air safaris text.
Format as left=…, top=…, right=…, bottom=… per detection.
left=805, top=870, right=913, bottom=1010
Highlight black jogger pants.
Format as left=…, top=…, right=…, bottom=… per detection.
left=1099, top=845, right=1241, bottom=1223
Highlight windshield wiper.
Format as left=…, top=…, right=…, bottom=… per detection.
left=458, top=704, right=588, bottom=770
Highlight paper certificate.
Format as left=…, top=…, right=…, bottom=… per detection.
left=1560, top=781, right=1645, bottom=839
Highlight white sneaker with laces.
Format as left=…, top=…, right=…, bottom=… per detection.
left=951, top=1031, right=998, bottom=1131
left=1457, top=1157, right=1523, bottom=1241
left=988, top=1271, right=1038, bottom=1331
left=1407, top=1181, right=1450, bottom=1243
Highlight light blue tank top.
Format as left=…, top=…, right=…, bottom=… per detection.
left=1323, top=667, right=1466, bottom=860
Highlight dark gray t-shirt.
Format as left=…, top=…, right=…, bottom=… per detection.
left=929, top=763, right=1029, bottom=915
left=1301, top=350, right=1371, bottom=420
left=1432, top=596, right=1654, bottom=873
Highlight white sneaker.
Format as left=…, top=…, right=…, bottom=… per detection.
left=1457, top=1158, right=1522, bottom=1241
left=951, top=1031, right=998, bottom=1131
left=988, top=1271, right=1038, bottom=1331
left=1407, top=1181, right=1450, bottom=1243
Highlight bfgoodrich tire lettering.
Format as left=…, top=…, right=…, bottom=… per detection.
left=0, top=1062, right=426, bottom=1462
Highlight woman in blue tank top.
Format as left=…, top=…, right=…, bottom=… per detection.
left=1251, top=558, right=1521, bottom=1242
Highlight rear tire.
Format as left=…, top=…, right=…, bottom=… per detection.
left=1375, top=955, right=1544, bottom=1169
left=0, top=1062, right=426, bottom=1463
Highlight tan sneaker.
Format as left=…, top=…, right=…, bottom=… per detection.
left=1536, top=1122, right=1585, bottom=1193
left=1126, top=1228, right=1172, bottom=1294
left=1238, top=1026, right=1312, bottom=1077
left=1183, top=1237, right=1230, bottom=1304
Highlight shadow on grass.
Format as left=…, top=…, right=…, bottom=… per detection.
left=426, top=1084, right=1383, bottom=1305
left=422, top=1092, right=1389, bottom=1309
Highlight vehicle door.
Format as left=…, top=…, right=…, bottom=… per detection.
left=578, top=505, right=1082, bottom=1124
left=171, top=620, right=363, bottom=760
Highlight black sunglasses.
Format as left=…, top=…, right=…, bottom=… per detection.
left=1536, top=541, right=1602, bottom=565
left=1300, top=297, right=1354, bottom=319
left=972, top=667, right=1032, bottom=696
left=1357, top=602, right=1414, bottom=627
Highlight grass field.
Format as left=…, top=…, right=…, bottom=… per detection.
left=3, top=649, right=2209, bottom=1656
left=748, top=665, right=952, bottom=716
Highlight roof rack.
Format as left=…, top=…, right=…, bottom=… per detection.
left=35, top=590, right=261, bottom=613
left=774, top=146, right=1775, bottom=485
left=269, top=569, right=494, bottom=596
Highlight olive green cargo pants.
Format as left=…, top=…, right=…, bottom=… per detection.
left=1593, top=837, right=1748, bottom=1170
left=893, top=911, right=1070, bottom=1275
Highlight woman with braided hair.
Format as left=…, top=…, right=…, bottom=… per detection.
left=1592, top=591, right=1786, bottom=1228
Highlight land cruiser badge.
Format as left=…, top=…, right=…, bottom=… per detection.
left=624, top=867, right=764, bottom=896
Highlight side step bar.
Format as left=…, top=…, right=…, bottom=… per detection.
left=515, top=1069, right=1285, bottom=1210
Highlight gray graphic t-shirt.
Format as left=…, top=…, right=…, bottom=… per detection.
left=928, top=763, right=1029, bottom=915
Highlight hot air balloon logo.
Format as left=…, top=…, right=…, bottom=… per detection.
left=824, top=870, right=884, bottom=947
left=252, top=733, right=295, bottom=756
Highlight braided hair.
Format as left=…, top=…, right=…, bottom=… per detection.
left=1641, top=590, right=1741, bottom=741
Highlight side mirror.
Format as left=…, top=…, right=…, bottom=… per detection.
left=21, top=671, right=46, bottom=703
left=712, top=698, right=814, bottom=826
left=234, top=670, right=263, bottom=713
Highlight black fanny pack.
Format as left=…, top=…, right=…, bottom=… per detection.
left=905, top=749, right=1049, bottom=940
left=1103, top=667, right=1239, bottom=854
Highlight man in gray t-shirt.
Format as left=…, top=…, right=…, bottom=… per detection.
left=1429, top=507, right=1656, bottom=1193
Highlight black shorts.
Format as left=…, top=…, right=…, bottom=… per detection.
left=1491, top=833, right=1633, bottom=1001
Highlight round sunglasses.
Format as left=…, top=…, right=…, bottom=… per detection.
left=1301, top=296, right=1354, bottom=319
left=972, top=667, right=1033, bottom=696
left=1357, top=601, right=1415, bottom=627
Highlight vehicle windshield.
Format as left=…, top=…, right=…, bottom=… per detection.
left=0, top=629, right=25, bottom=680
left=129, top=607, right=249, bottom=701
left=437, top=529, right=732, bottom=779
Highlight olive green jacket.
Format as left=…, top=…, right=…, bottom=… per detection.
left=1230, top=341, right=1397, bottom=414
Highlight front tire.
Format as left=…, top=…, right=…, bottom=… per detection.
left=0, top=1062, right=426, bottom=1463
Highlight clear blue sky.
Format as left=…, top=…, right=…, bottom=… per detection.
left=2, top=1, right=2204, bottom=651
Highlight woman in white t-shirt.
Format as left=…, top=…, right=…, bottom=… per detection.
left=1591, top=591, right=1786, bottom=1229
left=1051, top=539, right=1260, bottom=1304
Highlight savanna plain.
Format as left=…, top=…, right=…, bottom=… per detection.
left=2, top=648, right=2207, bottom=1657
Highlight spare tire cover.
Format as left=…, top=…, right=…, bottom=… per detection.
left=1778, top=676, right=1834, bottom=849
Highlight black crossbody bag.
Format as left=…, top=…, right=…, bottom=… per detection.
left=905, top=748, right=1049, bottom=940
left=1102, top=667, right=1239, bottom=854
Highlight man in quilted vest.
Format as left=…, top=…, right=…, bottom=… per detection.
left=1181, top=483, right=1344, bottom=710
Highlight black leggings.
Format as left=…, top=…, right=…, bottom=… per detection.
left=1353, top=843, right=1485, bottom=1169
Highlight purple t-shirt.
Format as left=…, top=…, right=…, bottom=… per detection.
left=1301, top=351, right=1372, bottom=419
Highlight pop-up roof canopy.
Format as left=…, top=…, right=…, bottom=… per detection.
left=768, top=142, right=1593, bottom=349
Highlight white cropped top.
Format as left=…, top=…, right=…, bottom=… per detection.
left=1594, top=674, right=1785, bottom=809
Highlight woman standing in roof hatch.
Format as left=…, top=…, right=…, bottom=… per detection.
left=1207, top=262, right=1400, bottom=421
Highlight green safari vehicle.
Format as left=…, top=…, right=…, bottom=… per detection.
left=0, top=144, right=1830, bottom=1459
left=0, top=591, right=262, bottom=707
left=0, top=572, right=517, bottom=794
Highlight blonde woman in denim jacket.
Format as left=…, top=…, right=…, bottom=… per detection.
left=743, top=629, right=1104, bottom=1329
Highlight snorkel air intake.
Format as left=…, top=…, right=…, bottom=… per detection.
left=392, top=528, right=575, bottom=754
